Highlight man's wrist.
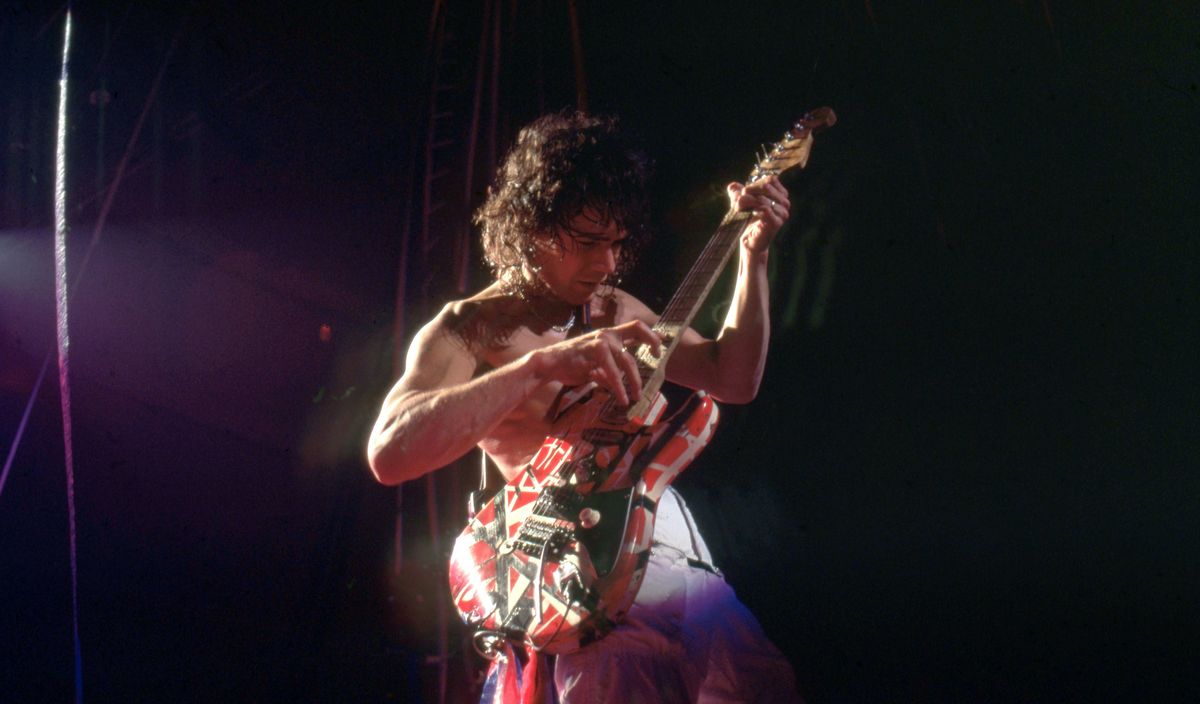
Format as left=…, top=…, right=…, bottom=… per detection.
left=520, top=348, right=551, bottom=387
left=741, top=242, right=771, bottom=262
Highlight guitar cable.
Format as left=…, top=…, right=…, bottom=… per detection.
left=467, top=450, right=488, bottom=519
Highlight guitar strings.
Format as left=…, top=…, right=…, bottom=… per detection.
left=589, top=211, right=752, bottom=426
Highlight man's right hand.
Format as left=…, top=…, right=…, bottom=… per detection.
left=529, top=320, right=662, bottom=406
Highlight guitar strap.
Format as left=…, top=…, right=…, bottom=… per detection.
left=575, top=302, right=591, bottom=334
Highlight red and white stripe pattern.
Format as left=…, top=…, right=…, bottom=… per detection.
left=449, top=390, right=718, bottom=655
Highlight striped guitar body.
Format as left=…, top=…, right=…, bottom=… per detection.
left=449, top=386, right=718, bottom=656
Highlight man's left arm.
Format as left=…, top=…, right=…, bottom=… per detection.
left=636, top=175, right=791, bottom=404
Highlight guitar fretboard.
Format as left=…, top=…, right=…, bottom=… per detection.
left=625, top=210, right=752, bottom=419
left=657, top=210, right=753, bottom=336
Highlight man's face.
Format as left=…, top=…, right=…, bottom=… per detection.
left=532, top=208, right=627, bottom=305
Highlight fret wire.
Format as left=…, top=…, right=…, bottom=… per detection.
left=672, top=226, right=734, bottom=296
left=657, top=215, right=750, bottom=329
left=665, top=227, right=734, bottom=309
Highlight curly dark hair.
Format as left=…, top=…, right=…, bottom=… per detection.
left=474, top=110, right=652, bottom=293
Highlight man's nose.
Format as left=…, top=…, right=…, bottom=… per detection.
left=595, top=244, right=618, bottom=272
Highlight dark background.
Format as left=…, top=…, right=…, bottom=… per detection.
left=2, top=1, right=1197, bottom=701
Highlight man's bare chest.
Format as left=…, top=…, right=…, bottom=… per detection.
left=473, top=309, right=622, bottom=473
left=483, top=327, right=570, bottom=423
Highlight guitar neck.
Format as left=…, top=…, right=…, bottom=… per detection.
left=626, top=209, right=751, bottom=419
left=657, top=209, right=755, bottom=336
left=621, top=108, right=833, bottom=421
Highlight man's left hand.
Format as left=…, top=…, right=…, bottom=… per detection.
left=727, top=175, right=790, bottom=253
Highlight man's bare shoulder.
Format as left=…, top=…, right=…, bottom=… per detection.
left=427, top=284, right=525, bottom=352
left=600, top=286, right=659, bottom=326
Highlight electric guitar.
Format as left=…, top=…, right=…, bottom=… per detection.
left=449, top=108, right=836, bottom=657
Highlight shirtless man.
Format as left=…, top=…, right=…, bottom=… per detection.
left=368, top=112, right=800, bottom=702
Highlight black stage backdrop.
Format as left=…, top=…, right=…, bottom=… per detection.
left=1, top=1, right=1196, bottom=701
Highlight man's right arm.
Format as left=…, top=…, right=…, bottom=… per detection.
left=366, top=306, right=663, bottom=485
left=366, top=307, right=544, bottom=485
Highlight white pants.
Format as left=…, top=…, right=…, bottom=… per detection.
left=554, top=490, right=801, bottom=703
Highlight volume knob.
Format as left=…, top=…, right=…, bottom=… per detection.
left=578, top=508, right=601, bottom=529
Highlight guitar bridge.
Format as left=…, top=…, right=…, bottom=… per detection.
left=512, top=515, right=574, bottom=559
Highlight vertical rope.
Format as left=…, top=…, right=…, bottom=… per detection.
left=3, top=12, right=183, bottom=504
left=53, top=10, right=84, bottom=703
left=75, top=19, right=183, bottom=290
left=566, top=0, right=588, bottom=111
left=0, top=358, right=51, bottom=498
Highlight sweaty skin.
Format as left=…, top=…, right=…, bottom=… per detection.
left=368, top=177, right=791, bottom=485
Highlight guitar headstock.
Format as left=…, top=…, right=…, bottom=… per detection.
left=748, top=107, right=837, bottom=183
